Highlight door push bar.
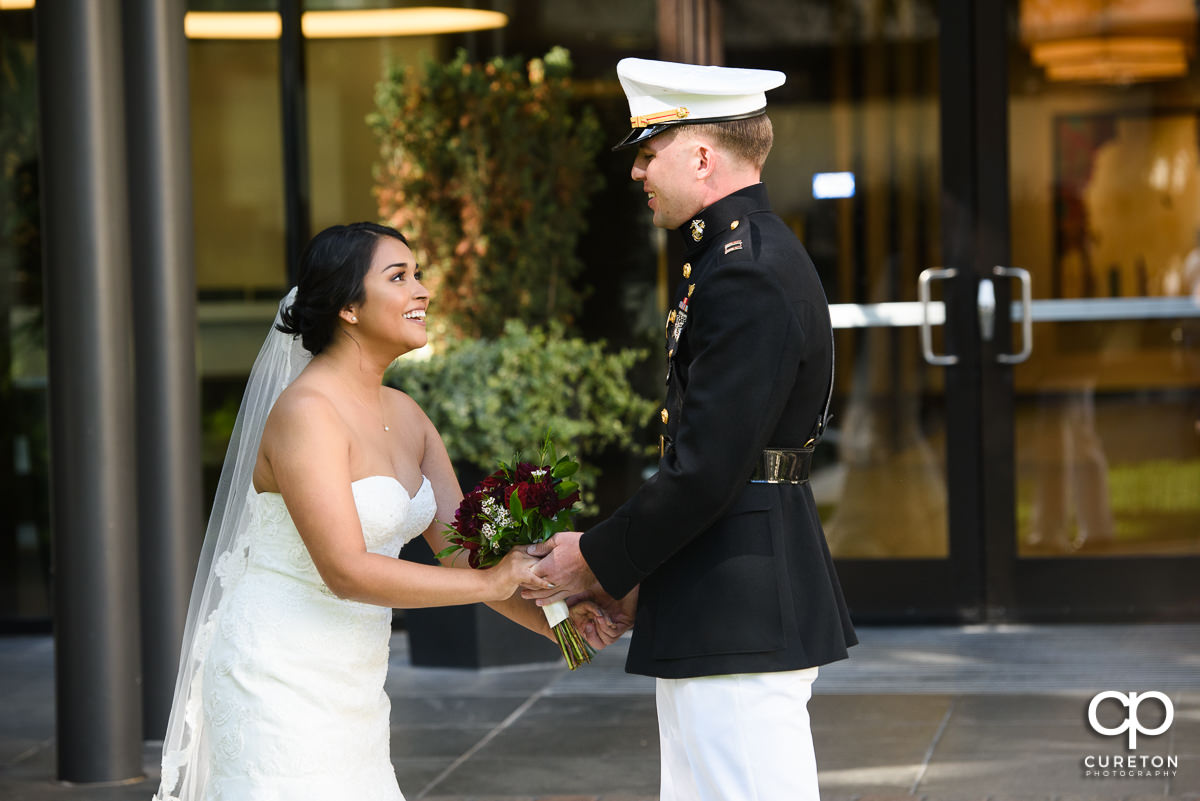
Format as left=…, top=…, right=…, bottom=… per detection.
left=918, top=267, right=958, bottom=366
left=991, top=265, right=1032, bottom=364
left=918, top=265, right=1033, bottom=366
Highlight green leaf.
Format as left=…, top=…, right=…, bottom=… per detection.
left=559, top=480, right=579, bottom=496
left=434, top=545, right=460, bottom=560
left=552, top=461, right=577, bottom=478
left=509, top=489, right=524, bottom=520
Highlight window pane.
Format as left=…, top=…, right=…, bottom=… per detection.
left=1008, top=0, right=1200, bottom=557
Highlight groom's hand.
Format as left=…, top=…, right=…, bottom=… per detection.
left=522, top=531, right=596, bottom=605
left=569, top=585, right=636, bottom=649
left=568, top=596, right=628, bottom=650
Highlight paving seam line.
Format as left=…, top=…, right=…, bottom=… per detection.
left=3, top=737, right=54, bottom=771
left=414, top=680, right=557, bottom=799
left=909, top=697, right=955, bottom=794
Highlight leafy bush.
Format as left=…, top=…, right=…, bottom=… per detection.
left=385, top=321, right=655, bottom=511
left=369, top=47, right=603, bottom=340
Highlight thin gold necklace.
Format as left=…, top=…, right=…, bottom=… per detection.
left=351, top=387, right=389, bottom=432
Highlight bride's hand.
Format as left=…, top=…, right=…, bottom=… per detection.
left=569, top=598, right=628, bottom=650
left=488, top=548, right=550, bottom=601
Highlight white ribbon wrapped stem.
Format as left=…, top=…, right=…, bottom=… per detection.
left=542, top=599, right=569, bottom=629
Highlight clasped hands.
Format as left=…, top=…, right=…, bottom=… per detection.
left=518, top=531, right=636, bottom=651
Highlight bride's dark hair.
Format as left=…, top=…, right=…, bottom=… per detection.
left=277, top=222, right=411, bottom=355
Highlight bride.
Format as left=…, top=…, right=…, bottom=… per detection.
left=153, top=222, right=619, bottom=801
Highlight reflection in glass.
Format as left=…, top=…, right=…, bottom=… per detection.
left=0, top=9, right=51, bottom=624
left=1009, top=0, right=1200, bottom=557
left=724, top=0, right=946, bottom=558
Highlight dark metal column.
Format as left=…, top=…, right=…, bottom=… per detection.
left=280, top=0, right=311, bottom=284
left=657, top=0, right=723, bottom=65
left=34, top=0, right=143, bottom=782
left=121, top=0, right=202, bottom=741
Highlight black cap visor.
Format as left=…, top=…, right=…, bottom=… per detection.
left=612, top=123, right=672, bottom=151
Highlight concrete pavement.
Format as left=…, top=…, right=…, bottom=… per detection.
left=2, top=623, right=1198, bottom=800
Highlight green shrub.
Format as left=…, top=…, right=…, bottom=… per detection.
left=385, top=321, right=655, bottom=511
left=369, top=47, right=603, bottom=341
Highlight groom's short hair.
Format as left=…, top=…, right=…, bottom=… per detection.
left=679, top=114, right=774, bottom=171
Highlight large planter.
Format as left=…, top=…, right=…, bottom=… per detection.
left=398, top=536, right=561, bottom=668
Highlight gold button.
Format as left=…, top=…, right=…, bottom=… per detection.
left=688, top=283, right=695, bottom=297
left=661, top=408, right=669, bottom=424
left=682, top=263, right=691, bottom=278
left=730, top=220, right=740, bottom=230
left=668, top=348, right=675, bottom=358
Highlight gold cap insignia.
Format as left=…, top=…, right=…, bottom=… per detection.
left=630, top=107, right=690, bottom=128
left=689, top=219, right=705, bottom=242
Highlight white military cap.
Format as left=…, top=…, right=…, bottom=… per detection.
left=613, top=58, right=786, bottom=150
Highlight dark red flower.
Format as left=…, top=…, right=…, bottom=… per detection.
left=504, top=480, right=543, bottom=510
left=453, top=492, right=483, bottom=540
left=513, top=461, right=540, bottom=482
left=556, top=489, right=580, bottom=515
left=522, top=480, right=559, bottom=517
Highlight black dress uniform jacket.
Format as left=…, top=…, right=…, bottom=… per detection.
left=580, top=183, right=857, bottom=679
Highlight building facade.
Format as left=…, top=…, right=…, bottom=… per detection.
left=2, top=0, right=1198, bottom=636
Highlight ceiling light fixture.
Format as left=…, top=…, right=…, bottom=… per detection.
left=1032, top=35, right=1188, bottom=82
left=1020, top=0, right=1195, bottom=84
left=184, top=11, right=280, bottom=40
left=0, top=3, right=508, bottom=39
left=184, top=8, right=508, bottom=40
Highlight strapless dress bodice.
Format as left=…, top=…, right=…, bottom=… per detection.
left=241, top=475, right=435, bottom=590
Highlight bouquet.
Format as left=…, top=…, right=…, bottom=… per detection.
left=437, top=437, right=595, bottom=669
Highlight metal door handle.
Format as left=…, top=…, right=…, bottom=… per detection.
left=918, top=267, right=958, bottom=365
left=993, top=265, right=1032, bottom=364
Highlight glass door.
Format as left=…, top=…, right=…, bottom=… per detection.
left=716, top=0, right=1198, bottom=622
left=995, top=0, right=1200, bottom=619
left=726, top=0, right=988, bottom=621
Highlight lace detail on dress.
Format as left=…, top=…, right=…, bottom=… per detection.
left=154, top=476, right=435, bottom=801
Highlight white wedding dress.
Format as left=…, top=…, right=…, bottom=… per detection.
left=189, top=474, right=435, bottom=801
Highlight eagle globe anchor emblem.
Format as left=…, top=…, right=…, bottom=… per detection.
left=689, top=218, right=705, bottom=242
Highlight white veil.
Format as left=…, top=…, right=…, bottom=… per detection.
left=153, top=288, right=311, bottom=801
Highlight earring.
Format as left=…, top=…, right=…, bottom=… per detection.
left=351, top=315, right=357, bottom=323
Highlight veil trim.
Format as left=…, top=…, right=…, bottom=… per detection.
left=153, top=289, right=310, bottom=801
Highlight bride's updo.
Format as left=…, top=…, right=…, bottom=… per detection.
left=276, top=222, right=411, bottom=355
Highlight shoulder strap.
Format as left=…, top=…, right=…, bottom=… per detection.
left=807, top=324, right=835, bottom=447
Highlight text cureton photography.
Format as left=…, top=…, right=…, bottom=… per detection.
left=1082, top=690, right=1179, bottom=779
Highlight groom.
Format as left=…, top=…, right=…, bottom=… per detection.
left=526, top=58, right=857, bottom=800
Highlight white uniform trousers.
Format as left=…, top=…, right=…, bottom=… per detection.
left=656, top=667, right=820, bottom=801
